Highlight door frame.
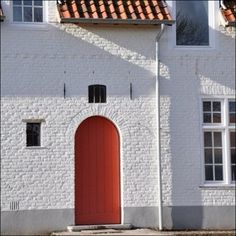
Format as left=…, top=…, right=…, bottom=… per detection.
left=74, top=115, right=124, bottom=225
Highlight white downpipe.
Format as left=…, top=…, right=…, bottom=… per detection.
left=220, top=0, right=227, bottom=9
left=155, top=23, right=165, bottom=231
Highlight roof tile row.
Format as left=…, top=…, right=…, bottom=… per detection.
left=57, top=0, right=172, bottom=22
left=221, top=0, right=236, bottom=25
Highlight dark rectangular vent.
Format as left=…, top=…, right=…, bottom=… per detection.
left=10, top=201, right=19, bottom=211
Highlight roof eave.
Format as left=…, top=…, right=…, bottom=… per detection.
left=60, top=17, right=175, bottom=26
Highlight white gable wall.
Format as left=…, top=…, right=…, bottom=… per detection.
left=1, top=22, right=159, bottom=206
left=1, top=2, right=161, bottom=232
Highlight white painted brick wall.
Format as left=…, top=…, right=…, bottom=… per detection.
left=1, top=1, right=235, bottom=212
left=1, top=5, right=159, bottom=210
left=1, top=97, right=158, bottom=210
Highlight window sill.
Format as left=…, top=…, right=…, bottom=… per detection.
left=8, top=22, right=49, bottom=31
left=25, top=146, right=48, bottom=150
left=199, top=184, right=235, bottom=190
left=173, top=45, right=215, bottom=51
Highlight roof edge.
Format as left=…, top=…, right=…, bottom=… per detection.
left=60, top=18, right=175, bottom=26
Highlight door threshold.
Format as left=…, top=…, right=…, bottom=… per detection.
left=67, top=224, right=132, bottom=232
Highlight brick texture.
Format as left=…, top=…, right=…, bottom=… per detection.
left=1, top=0, right=235, bottom=213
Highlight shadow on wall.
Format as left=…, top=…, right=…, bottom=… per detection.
left=160, top=24, right=235, bottom=229
left=1, top=23, right=157, bottom=97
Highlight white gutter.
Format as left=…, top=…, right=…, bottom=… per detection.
left=155, top=23, right=165, bottom=231
left=60, top=17, right=175, bottom=25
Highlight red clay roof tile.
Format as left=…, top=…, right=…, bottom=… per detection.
left=221, top=0, right=236, bottom=26
left=57, top=0, right=173, bottom=25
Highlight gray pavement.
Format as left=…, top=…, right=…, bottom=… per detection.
left=51, top=228, right=236, bottom=236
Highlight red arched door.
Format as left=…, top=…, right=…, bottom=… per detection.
left=75, top=116, right=121, bottom=225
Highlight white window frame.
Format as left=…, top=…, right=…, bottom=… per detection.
left=201, top=97, right=236, bottom=186
left=203, top=129, right=225, bottom=182
left=11, top=0, right=48, bottom=25
left=167, top=0, right=217, bottom=50
left=22, top=119, right=46, bottom=149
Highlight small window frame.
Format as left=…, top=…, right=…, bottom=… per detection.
left=202, top=100, right=223, bottom=125
left=26, top=122, right=41, bottom=147
left=88, top=85, right=107, bottom=103
left=203, top=130, right=224, bottom=182
left=168, top=0, right=216, bottom=50
left=11, top=0, right=47, bottom=24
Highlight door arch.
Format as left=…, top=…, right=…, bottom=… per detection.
left=75, top=116, right=121, bottom=225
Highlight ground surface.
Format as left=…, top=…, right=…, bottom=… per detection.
left=51, top=228, right=236, bottom=236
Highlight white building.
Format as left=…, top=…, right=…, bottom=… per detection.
left=1, top=0, right=235, bottom=235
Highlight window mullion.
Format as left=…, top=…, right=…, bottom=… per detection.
left=224, top=99, right=231, bottom=184
left=211, top=101, right=213, bottom=123
left=93, top=86, right=95, bottom=103
left=98, top=87, right=100, bottom=103
left=32, top=1, right=34, bottom=22
left=212, top=132, right=215, bottom=181
left=22, top=2, right=24, bottom=22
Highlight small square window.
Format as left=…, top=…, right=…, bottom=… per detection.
left=88, top=85, right=106, bottom=103
left=13, top=0, right=43, bottom=23
left=26, top=123, right=41, bottom=146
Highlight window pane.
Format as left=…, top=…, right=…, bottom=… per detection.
left=26, top=123, right=40, bottom=146
left=215, top=166, right=223, bottom=181
left=100, top=86, right=106, bottom=103
left=232, top=166, right=236, bottom=181
left=204, top=132, right=212, bottom=147
left=203, top=113, right=211, bottom=123
left=213, top=102, right=221, bottom=112
left=214, top=149, right=222, bottom=164
left=203, top=101, right=211, bottom=112
left=213, top=113, right=221, bottom=123
left=214, top=132, right=222, bottom=147
left=34, top=7, right=43, bottom=22
left=231, top=149, right=236, bottom=164
left=88, top=86, right=94, bottom=103
left=205, top=149, right=212, bottom=164
left=230, top=132, right=236, bottom=147
left=176, top=1, right=209, bottom=46
left=23, top=0, right=32, bottom=5
left=229, top=101, right=236, bottom=123
left=13, top=0, right=22, bottom=5
left=229, top=101, right=236, bottom=112
left=230, top=114, right=236, bottom=123
left=205, top=165, right=213, bottom=181
left=24, top=7, right=32, bottom=22
left=13, top=6, right=22, bottom=21
left=94, top=86, right=100, bottom=103
left=34, top=0, right=43, bottom=6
